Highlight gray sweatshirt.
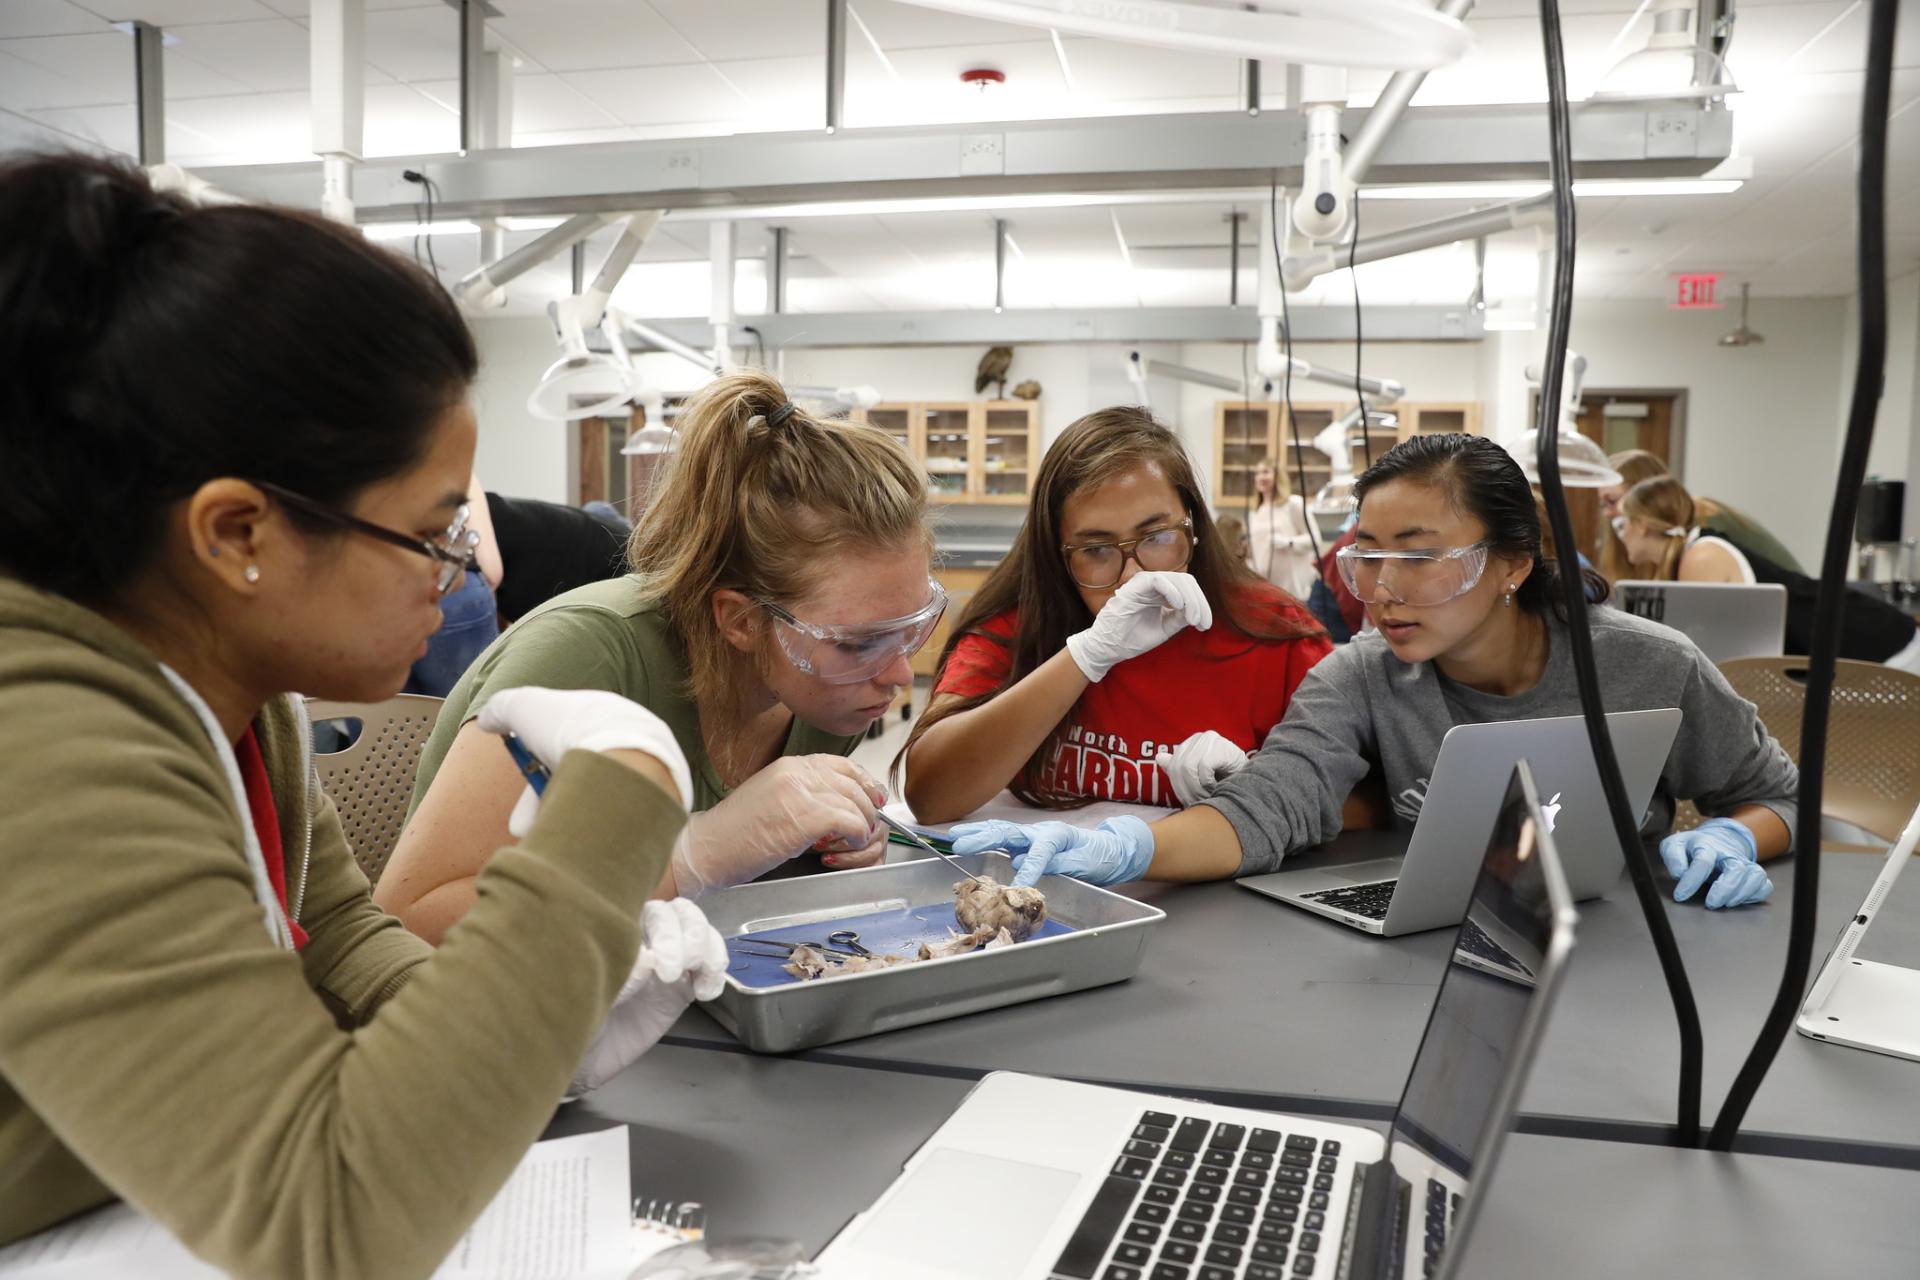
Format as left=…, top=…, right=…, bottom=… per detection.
left=1203, top=606, right=1800, bottom=874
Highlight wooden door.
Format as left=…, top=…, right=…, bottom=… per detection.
left=1572, top=392, right=1681, bottom=470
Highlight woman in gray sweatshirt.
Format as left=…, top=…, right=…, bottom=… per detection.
left=950, top=434, right=1797, bottom=911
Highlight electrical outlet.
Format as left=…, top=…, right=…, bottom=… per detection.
left=1646, top=112, right=1698, bottom=159
left=960, top=133, right=1005, bottom=176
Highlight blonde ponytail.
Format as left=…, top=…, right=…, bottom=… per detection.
left=627, top=370, right=931, bottom=709
left=1620, top=476, right=1694, bottom=582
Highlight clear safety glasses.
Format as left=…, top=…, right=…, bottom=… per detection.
left=1335, top=540, right=1492, bottom=608
left=1061, top=518, right=1195, bottom=590
left=1611, top=514, right=1688, bottom=540
left=758, top=581, right=948, bottom=685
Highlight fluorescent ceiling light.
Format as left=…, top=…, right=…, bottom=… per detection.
left=362, top=220, right=478, bottom=240
left=1574, top=179, right=1742, bottom=197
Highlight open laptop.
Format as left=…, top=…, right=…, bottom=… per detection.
left=1614, top=580, right=1787, bottom=662
left=1237, top=709, right=1679, bottom=937
left=1796, top=800, right=1920, bottom=1063
left=817, top=763, right=1577, bottom=1280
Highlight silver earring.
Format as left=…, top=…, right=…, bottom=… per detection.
left=244, top=564, right=261, bottom=584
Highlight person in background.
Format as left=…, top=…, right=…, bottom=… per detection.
left=1217, top=512, right=1252, bottom=567
left=1247, top=456, right=1320, bottom=601
left=485, top=490, right=632, bottom=622
left=1615, top=477, right=1756, bottom=583
left=1619, top=475, right=1920, bottom=672
left=902, top=407, right=1330, bottom=819
left=0, top=153, right=716, bottom=1272
left=946, top=434, right=1799, bottom=911
left=1600, top=448, right=1805, bottom=580
left=378, top=372, right=941, bottom=944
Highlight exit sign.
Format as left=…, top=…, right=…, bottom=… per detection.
left=1670, top=273, right=1723, bottom=309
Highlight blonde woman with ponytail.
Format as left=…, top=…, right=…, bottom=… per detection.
left=1613, top=476, right=1755, bottom=584
left=379, top=372, right=939, bottom=943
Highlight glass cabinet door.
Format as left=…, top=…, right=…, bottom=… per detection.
left=922, top=405, right=973, bottom=500
left=980, top=405, right=1035, bottom=502
left=1217, top=403, right=1270, bottom=503
left=1280, top=405, right=1336, bottom=497
left=865, top=405, right=913, bottom=454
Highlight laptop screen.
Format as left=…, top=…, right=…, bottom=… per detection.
left=1388, top=764, right=1560, bottom=1178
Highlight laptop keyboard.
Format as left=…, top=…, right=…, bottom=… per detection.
left=1420, top=1179, right=1462, bottom=1278
left=1455, top=919, right=1532, bottom=978
left=1049, top=1109, right=1344, bottom=1280
left=1298, top=880, right=1399, bottom=920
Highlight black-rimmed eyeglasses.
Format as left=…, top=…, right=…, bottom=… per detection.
left=255, top=480, right=479, bottom=594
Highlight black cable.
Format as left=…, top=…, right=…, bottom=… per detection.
left=1533, top=0, right=1705, bottom=1146
left=1350, top=188, right=1371, bottom=470
left=1708, top=0, right=1897, bottom=1151
left=1271, top=174, right=1321, bottom=566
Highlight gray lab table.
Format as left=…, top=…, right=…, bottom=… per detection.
left=556, top=1046, right=1920, bottom=1277
left=666, top=836, right=1920, bottom=1159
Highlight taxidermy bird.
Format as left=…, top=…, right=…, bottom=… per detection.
left=975, top=345, right=1014, bottom=398
left=1010, top=380, right=1042, bottom=401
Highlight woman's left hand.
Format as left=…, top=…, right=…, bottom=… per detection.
left=813, top=827, right=889, bottom=869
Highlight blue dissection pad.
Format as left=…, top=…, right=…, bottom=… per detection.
left=726, top=901, right=1075, bottom=989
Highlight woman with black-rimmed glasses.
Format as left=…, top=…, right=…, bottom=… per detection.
left=0, top=153, right=716, bottom=1274
left=902, top=406, right=1331, bottom=823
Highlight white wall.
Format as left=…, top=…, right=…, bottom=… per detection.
left=470, top=316, right=574, bottom=504
left=1477, top=296, right=1853, bottom=570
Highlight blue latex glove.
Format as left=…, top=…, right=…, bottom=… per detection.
left=1659, top=817, right=1773, bottom=909
left=947, top=816, right=1156, bottom=889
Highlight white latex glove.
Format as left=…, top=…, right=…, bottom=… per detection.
left=566, top=898, right=728, bottom=1100
left=669, top=755, right=886, bottom=897
left=1153, top=730, right=1250, bottom=807
left=1065, top=571, right=1213, bottom=683
left=476, top=687, right=693, bottom=836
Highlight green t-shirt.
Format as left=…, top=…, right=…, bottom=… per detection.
left=410, top=577, right=863, bottom=822
left=1701, top=504, right=1804, bottom=576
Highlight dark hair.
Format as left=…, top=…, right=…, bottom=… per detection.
left=902, top=405, right=1322, bottom=808
left=0, top=152, right=479, bottom=605
left=1350, top=433, right=1609, bottom=617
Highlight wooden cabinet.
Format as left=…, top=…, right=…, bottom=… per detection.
left=1211, top=399, right=1483, bottom=506
left=915, top=565, right=994, bottom=677
left=858, top=401, right=1041, bottom=505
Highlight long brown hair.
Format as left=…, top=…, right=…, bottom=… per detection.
left=626, top=370, right=931, bottom=713
left=902, top=406, right=1321, bottom=808
left=1599, top=448, right=1668, bottom=584
left=1619, top=475, right=1694, bottom=582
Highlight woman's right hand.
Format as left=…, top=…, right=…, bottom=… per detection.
left=670, top=755, right=886, bottom=897
left=475, top=687, right=695, bottom=835
left=1064, top=571, right=1213, bottom=682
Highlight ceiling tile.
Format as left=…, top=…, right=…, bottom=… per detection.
left=162, top=88, right=310, bottom=163
left=843, top=0, right=1051, bottom=51
left=166, top=17, right=309, bottom=92
left=643, top=0, right=835, bottom=64
left=362, top=80, right=458, bottom=154
left=489, top=0, right=699, bottom=72
left=364, top=3, right=459, bottom=82
left=561, top=62, right=743, bottom=125
left=505, top=69, right=620, bottom=133
left=0, top=1, right=103, bottom=39
left=79, top=0, right=280, bottom=23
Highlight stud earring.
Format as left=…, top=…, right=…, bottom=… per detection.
left=207, top=546, right=219, bottom=557
left=244, top=565, right=261, bottom=584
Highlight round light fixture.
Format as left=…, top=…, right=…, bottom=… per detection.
left=527, top=353, right=633, bottom=421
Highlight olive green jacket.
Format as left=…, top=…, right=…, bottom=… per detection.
left=0, top=577, right=684, bottom=1278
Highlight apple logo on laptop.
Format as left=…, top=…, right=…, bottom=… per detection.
left=1540, top=792, right=1563, bottom=832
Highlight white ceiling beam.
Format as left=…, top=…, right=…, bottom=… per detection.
left=191, top=103, right=1736, bottom=224
left=624, top=305, right=1481, bottom=350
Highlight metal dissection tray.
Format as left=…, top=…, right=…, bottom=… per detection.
left=697, top=853, right=1165, bottom=1054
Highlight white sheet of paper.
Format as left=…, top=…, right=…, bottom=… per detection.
left=0, top=1128, right=637, bottom=1280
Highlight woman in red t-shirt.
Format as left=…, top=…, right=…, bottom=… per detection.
left=902, top=406, right=1331, bottom=821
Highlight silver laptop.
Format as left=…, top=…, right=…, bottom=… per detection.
left=1797, top=800, right=1920, bottom=1063
left=818, top=763, right=1576, bottom=1280
left=1614, top=581, right=1787, bottom=662
left=1237, top=709, right=1680, bottom=937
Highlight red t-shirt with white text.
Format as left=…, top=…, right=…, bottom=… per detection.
left=935, top=586, right=1331, bottom=807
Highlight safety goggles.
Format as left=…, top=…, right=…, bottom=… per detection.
left=1611, top=514, right=1688, bottom=539
left=758, top=581, right=948, bottom=685
left=1335, top=540, right=1492, bottom=608
left=1061, top=517, right=1195, bottom=590
left=256, top=480, right=479, bottom=594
